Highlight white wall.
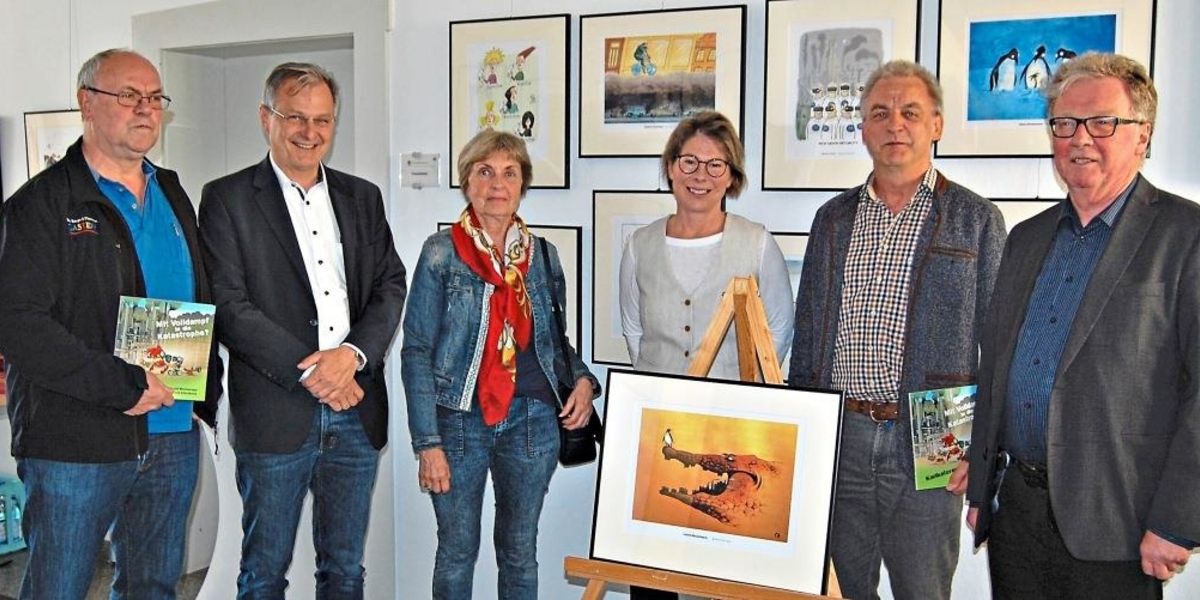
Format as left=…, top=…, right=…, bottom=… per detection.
left=2, top=0, right=1200, bottom=599
left=389, top=1, right=1200, bottom=599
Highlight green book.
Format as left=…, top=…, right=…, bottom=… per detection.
left=114, top=296, right=216, bottom=402
left=908, top=385, right=976, bottom=490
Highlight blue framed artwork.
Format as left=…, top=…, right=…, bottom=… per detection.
left=937, top=0, right=1156, bottom=157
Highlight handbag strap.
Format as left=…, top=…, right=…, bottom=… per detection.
left=537, top=237, right=573, bottom=403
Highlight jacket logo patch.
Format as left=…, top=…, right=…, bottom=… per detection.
left=66, top=216, right=99, bottom=236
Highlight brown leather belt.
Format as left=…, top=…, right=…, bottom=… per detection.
left=845, top=397, right=899, bottom=422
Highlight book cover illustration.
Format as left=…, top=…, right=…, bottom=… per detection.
left=114, top=296, right=215, bottom=402
left=909, top=385, right=976, bottom=490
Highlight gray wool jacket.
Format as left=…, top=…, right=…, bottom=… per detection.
left=787, top=172, right=1006, bottom=444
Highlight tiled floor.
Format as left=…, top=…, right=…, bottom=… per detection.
left=0, top=546, right=206, bottom=599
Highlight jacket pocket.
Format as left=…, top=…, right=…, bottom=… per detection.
left=925, top=372, right=975, bottom=388
left=930, top=246, right=977, bottom=260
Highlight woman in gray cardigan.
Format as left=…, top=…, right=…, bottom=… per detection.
left=617, top=111, right=794, bottom=599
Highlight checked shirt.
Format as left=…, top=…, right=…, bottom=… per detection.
left=831, top=168, right=937, bottom=403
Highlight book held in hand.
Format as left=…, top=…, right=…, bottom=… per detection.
left=114, top=296, right=216, bottom=402
left=908, top=385, right=976, bottom=490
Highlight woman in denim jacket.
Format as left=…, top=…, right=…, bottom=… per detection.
left=401, top=130, right=599, bottom=599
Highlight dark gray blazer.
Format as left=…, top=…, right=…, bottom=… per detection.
left=199, top=157, right=407, bottom=453
left=967, top=175, right=1200, bottom=560
left=789, top=172, right=1006, bottom=472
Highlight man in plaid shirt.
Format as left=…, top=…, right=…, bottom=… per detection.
left=788, top=60, right=1006, bottom=599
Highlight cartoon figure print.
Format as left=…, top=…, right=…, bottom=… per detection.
left=479, top=100, right=501, bottom=130
left=478, top=47, right=504, bottom=86
left=502, top=86, right=520, bottom=115
left=518, top=111, right=535, bottom=138
left=509, top=46, right=534, bottom=82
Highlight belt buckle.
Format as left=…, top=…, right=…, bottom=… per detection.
left=867, top=401, right=889, bottom=423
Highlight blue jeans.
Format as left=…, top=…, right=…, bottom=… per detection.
left=830, top=414, right=962, bottom=600
left=17, top=428, right=199, bottom=600
left=430, top=396, right=558, bottom=600
left=235, top=405, right=379, bottom=600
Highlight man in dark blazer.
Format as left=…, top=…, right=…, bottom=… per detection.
left=967, top=53, right=1198, bottom=599
left=199, top=62, right=406, bottom=598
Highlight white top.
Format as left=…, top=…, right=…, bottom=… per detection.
left=269, top=154, right=363, bottom=372
left=619, top=224, right=795, bottom=367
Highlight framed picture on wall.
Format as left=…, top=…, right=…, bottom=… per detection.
left=591, top=369, right=843, bottom=595
left=591, top=190, right=676, bottom=365
left=437, top=222, right=583, bottom=346
left=24, top=109, right=82, bottom=179
left=449, top=14, right=570, bottom=188
left=579, top=5, right=747, bottom=157
left=991, top=198, right=1060, bottom=231
left=769, top=231, right=810, bottom=296
left=762, top=0, right=921, bottom=191
left=936, top=0, right=1157, bottom=158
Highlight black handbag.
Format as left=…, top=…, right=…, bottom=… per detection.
left=537, top=238, right=604, bottom=467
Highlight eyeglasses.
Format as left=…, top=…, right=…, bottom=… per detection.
left=84, top=86, right=171, bottom=110
left=675, top=154, right=729, bottom=177
left=264, top=105, right=335, bottom=130
left=1048, top=115, right=1145, bottom=139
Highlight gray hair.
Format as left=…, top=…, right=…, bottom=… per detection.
left=456, top=129, right=533, bottom=198
left=1045, top=52, right=1157, bottom=126
left=77, top=48, right=148, bottom=90
left=262, top=62, right=340, bottom=113
left=861, top=59, right=944, bottom=113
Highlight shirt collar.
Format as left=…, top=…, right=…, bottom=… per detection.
left=87, top=157, right=158, bottom=185
left=1057, top=175, right=1138, bottom=229
left=268, top=152, right=326, bottom=196
left=862, top=167, right=937, bottom=205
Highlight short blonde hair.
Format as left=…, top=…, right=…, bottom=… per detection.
left=456, top=130, right=533, bottom=198
left=1045, top=52, right=1157, bottom=126
left=659, top=111, right=745, bottom=198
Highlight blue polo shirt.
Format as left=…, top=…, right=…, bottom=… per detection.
left=94, top=161, right=195, bottom=433
left=1002, top=181, right=1134, bottom=465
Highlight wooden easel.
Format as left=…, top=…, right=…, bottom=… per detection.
left=566, top=277, right=843, bottom=599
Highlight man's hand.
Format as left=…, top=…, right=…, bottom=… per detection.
left=1141, top=530, right=1191, bottom=580
left=559, top=377, right=595, bottom=430
left=124, top=371, right=174, bottom=416
left=418, top=447, right=452, bottom=494
left=967, top=506, right=979, bottom=532
left=946, top=459, right=970, bottom=495
left=320, top=380, right=365, bottom=412
left=298, top=346, right=361, bottom=407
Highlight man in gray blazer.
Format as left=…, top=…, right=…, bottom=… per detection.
left=967, top=53, right=1198, bottom=599
left=789, top=60, right=1005, bottom=600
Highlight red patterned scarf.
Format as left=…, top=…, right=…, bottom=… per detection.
left=450, top=206, right=533, bottom=425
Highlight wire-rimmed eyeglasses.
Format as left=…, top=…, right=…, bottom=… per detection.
left=264, top=105, right=336, bottom=130
left=83, top=86, right=171, bottom=110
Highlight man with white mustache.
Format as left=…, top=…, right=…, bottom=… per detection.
left=199, top=62, right=407, bottom=598
left=967, top=52, right=1198, bottom=599
left=788, top=60, right=1005, bottom=600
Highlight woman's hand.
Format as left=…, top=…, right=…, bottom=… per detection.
left=418, top=447, right=452, bottom=494
left=559, top=376, right=595, bottom=430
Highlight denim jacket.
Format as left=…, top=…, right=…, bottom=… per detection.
left=401, top=229, right=599, bottom=452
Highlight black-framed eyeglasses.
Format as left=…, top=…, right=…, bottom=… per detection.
left=675, top=154, right=729, bottom=177
left=83, top=86, right=171, bottom=110
left=264, top=105, right=335, bottom=130
left=1048, top=115, right=1145, bottom=139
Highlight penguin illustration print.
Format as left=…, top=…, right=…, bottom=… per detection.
left=1021, top=45, right=1051, bottom=89
left=989, top=48, right=1019, bottom=91
left=663, top=429, right=674, bottom=448
left=1054, top=47, right=1077, bottom=75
